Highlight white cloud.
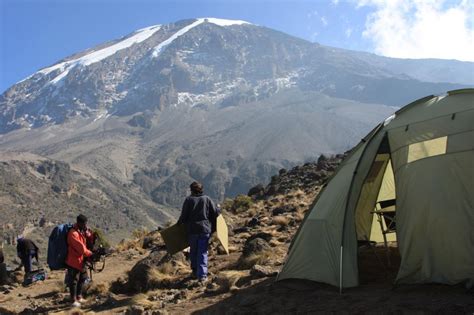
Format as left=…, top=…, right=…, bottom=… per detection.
left=332, top=0, right=340, bottom=5
left=311, top=31, right=319, bottom=42
left=345, top=27, right=353, bottom=38
left=321, top=16, right=328, bottom=27
left=356, top=0, right=474, bottom=61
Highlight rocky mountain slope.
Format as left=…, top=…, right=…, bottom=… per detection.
left=0, top=18, right=471, bottom=210
left=1, top=154, right=472, bottom=314
left=0, top=152, right=175, bottom=250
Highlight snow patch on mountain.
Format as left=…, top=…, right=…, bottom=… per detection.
left=202, top=18, right=251, bottom=26
left=152, top=18, right=250, bottom=58
left=176, top=91, right=228, bottom=107
left=93, top=110, right=110, bottom=122
left=35, top=24, right=161, bottom=84
left=152, top=19, right=205, bottom=57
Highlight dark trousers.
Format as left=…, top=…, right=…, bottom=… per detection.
left=66, top=267, right=87, bottom=300
left=20, top=250, right=36, bottom=273
left=188, top=233, right=210, bottom=280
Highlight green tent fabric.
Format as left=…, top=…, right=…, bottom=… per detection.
left=277, top=89, right=474, bottom=289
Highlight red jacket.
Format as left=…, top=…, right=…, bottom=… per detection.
left=66, top=225, right=92, bottom=271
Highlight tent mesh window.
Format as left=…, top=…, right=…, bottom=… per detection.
left=407, top=136, right=447, bottom=163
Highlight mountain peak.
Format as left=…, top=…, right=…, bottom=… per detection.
left=196, top=17, right=252, bottom=26
left=151, top=18, right=252, bottom=58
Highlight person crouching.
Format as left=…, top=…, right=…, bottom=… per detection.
left=16, top=236, right=39, bottom=276
left=66, top=214, right=93, bottom=308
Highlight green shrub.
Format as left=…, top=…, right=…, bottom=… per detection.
left=132, top=228, right=149, bottom=239
left=232, top=195, right=253, bottom=213
left=221, top=198, right=234, bottom=212
left=92, top=228, right=111, bottom=249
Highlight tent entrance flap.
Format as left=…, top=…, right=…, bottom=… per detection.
left=354, top=134, right=396, bottom=243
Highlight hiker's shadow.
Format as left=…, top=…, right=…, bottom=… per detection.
left=86, top=296, right=134, bottom=313
left=34, top=291, right=58, bottom=299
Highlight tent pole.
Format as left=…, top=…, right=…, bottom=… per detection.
left=339, top=245, right=343, bottom=294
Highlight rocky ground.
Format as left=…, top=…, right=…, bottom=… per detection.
left=1, top=155, right=473, bottom=314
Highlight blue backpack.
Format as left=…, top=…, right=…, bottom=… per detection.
left=23, top=268, right=47, bottom=286
left=47, top=223, right=73, bottom=270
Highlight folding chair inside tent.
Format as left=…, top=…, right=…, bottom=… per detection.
left=372, top=199, right=396, bottom=265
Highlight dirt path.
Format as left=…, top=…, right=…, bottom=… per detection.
left=0, top=252, right=145, bottom=314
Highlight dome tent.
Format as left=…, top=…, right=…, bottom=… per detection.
left=277, top=89, right=474, bottom=291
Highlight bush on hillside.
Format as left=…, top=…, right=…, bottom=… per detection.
left=221, top=198, right=234, bottom=212
left=132, top=228, right=149, bottom=239
left=231, top=195, right=253, bottom=213
left=92, top=228, right=111, bottom=249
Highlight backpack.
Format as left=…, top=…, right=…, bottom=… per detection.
left=23, top=268, right=47, bottom=286
left=47, top=223, right=73, bottom=270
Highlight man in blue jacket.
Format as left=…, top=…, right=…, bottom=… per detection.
left=178, top=181, right=219, bottom=282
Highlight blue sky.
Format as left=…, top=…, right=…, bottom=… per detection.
left=1, top=0, right=473, bottom=93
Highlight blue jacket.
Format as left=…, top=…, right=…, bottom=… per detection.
left=178, top=194, right=219, bottom=235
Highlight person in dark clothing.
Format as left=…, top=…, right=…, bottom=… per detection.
left=178, top=181, right=219, bottom=282
left=16, top=237, right=39, bottom=274
left=0, top=248, right=7, bottom=285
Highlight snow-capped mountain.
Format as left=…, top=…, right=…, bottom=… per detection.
left=0, top=18, right=471, bottom=207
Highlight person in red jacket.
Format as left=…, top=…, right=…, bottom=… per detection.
left=66, top=214, right=93, bottom=308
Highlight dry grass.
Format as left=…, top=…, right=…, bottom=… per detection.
left=237, top=250, right=273, bottom=269
left=272, top=216, right=289, bottom=227
left=246, top=207, right=258, bottom=217
left=213, top=270, right=248, bottom=293
left=115, top=239, right=141, bottom=252
left=269, top=239, right=282, bottom=247
left=85, top=281, right=109, bottom=297
left=293, top=189, right=305, bottom=198
left=0, top=296, right=13, bottom=304
left=115, top=228, right=153, bottom=252
left=147, top=267, right=175, bottom=288
left=156, top=261, right=174, bottom=275
left=295, top=211, right=305, bottom=222
left=132, top=228, right=149, bottom=239
left=259, top=216, right=271, bottom=225
left=129, top=293, right=155, bottom=308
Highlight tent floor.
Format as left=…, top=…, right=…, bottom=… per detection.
left=358, top=242, right=400, bottom=285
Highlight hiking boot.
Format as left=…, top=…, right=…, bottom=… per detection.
left=72, top=301, right=81, bottom=308
left=77, top=296, right=87, bottom=303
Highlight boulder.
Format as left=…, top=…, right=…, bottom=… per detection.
left=247, top=184, right=265, bottom=198
left=127, top=250, right=186, bottom=292
left=126, top=305, right=145, bottom=315
left=272, top=205, right=296, bottom=216
left=246, top=232, right=272, bottom=243
left=242, top=238, right=270, bottom=257
left=246, top=217, right=260, bottom=227
left=233, top=227, right=250, bottom=234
